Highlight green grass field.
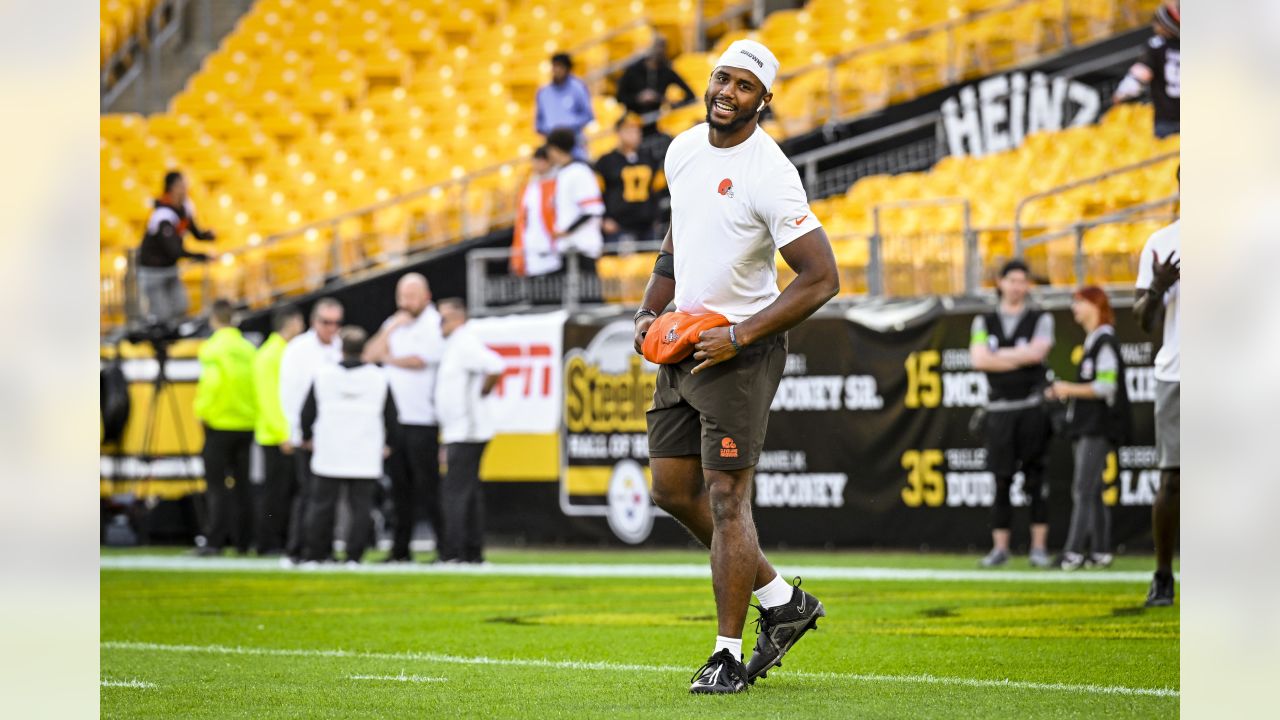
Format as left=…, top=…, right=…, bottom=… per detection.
left=101, top=548, right=1178, bottom=719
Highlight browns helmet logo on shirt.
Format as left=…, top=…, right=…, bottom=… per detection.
left=717, top=178, right=734, bottom=198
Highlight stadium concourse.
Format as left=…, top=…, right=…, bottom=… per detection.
left=100, top=0, right=1179, bottom=716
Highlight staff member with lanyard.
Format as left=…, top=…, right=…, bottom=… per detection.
left=1045, top=287, right=1130, bottom=571
left=970, top=259, right=1055, bottom=569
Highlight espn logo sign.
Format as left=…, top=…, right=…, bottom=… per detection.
left=488, top=343, right=555, bottom=399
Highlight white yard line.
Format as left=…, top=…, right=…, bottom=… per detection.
left=99, top=555, right=1174, bottom=584
left=101, top=678, right=155, bottom=689
left=101, top=641, right=1178, bottom=699
left=347, top=673, right=447, bottom=683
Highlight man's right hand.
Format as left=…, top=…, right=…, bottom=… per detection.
left=280, top=441, right=294, bottom=456
left=1150, top=249, right=1180, bottom=294
left=634, top=315, right=655, bottom=355
left=602, top=218, right=620, bottom=234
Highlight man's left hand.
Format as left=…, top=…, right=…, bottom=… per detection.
left=691, top=327, right=738, bottom=375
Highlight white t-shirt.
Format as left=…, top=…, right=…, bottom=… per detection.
left=1135, top=220, right=1179, bottom=382
left=553, top=161, right=604, bottom=259
left=666, top=123, right=821, bottom=323
left=383, top=304, right=444, bottom=426
left=279, top=329, right=342, bottom=445
left=434, top=324, right=507, bottom=444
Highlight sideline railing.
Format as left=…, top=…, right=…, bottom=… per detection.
left=468, top=241, right=664, bottom=316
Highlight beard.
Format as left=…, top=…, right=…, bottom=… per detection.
left=704, top=91, right=759, bottom=133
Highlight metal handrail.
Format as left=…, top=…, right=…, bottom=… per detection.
left=1015, top=194, right=1178, bottom=286
left=1013, top=150, right=1180, bottom=255
left=871, top=197, right=974, bottom=297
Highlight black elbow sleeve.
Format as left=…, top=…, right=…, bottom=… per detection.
left=653, top=251, right=674, bottom=279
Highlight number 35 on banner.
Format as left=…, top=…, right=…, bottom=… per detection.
left=901, top=449, right=945, bottom=507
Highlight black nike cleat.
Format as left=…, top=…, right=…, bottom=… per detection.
left=746, top=577, right=825, bottom=684
left=1144, top=572, right=1175, bottom=607
left=689, top=649, right=748, bottom=694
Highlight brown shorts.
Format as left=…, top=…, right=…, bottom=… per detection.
left=646, top=333, right=787, bottom=471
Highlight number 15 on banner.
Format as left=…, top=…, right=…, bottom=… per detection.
left=901, top=449, right=945, bottom=507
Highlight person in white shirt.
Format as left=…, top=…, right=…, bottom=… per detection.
left=433, top=299, right=505, bottom=564
left=511, top=146, right=563, bottom=280
left=630, top=39, right=840, bottom=692
left=277, top=297, right=343, bottom=564
left=363, top=273, right=445, bottom=562
left=546, top=128, right=604, bottom=302
left=1135, top=215, right=1180, bottom=607
left=299, top=327, right=400, bottom=565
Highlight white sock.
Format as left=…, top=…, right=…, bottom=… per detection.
left=754, top=573, right=794, bottom=609
left=714, top=635, right=742, bottom=659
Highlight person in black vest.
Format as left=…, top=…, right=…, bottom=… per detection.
left=1045, top=287, right=1130, bottom=571
left=137, top=171, right=216, bottom=324
left=970, top=259, right=1055, bottom=568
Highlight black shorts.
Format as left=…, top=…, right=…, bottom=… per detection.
left=983, top=404, right=1051, bottom=477
left=646, top=333, right=787, bottom=471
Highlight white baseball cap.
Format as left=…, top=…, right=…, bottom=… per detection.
left=714, top=39, right=780, bottom=93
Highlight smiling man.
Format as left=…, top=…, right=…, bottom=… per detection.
left=631, top=39, right=840, bottom=694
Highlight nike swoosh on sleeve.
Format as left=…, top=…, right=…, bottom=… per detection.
left=794, top=215, right=807, bottom=226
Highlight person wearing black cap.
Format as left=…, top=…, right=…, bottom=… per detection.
left=970, top=259, right=1055, bottom=568
left=137, top=170, right=216, bottom=324
left=1113, top=1, right=1180, bottom=138
left=615, top=36, right=696, bottom=136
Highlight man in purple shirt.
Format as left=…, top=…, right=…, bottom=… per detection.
left=535, top=52, right=594, bottom=161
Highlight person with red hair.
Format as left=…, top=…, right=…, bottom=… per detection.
left=1045, top=287, right=1131, bottom=570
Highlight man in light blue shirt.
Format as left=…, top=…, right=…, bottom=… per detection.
left=535, top=52, right=594, bottom=160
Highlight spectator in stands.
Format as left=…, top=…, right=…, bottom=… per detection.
left=434, top=299, right=505, bottom=564
left=363, top=273, right=445, bottom=563
left=278, top=297, right=343, bottom=565
left=511, top=146, right=565, bottom=304
left=137, top=171, right=215, bottom=325
left=193, top=300, right=257, bottom=557
left=534, top=53, right=594, bottom=161
left=596, top=114, right=666, bottom=245
left=300, top=326, right=400, bottom=565
left=1045, top=287, right=1129, bottom=571
left=970, top=260, right=1055, bottom=569
left=251, top=304, right=305, bottom=557
left=615, top=36, right=696, bottom=136
left=1113, top=2, right=1179, bottom=138
left=546, top=128, right=604, bottom=301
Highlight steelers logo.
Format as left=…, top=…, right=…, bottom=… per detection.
left=606, top=459, right=653, bottom=544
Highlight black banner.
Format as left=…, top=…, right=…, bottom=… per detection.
left=556, top=298, right=1160, bottom=551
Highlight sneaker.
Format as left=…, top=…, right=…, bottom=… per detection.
left=1088, top=553, right=1114, bottom=569
left=1144, top=573, right=1175, bottom=607
left=745, top=577, right=825, bottom=684
left=1029, top=548, right=1052, bottom=568
left=979, top=548, right=1009, bottom=568
left=689, top=649, right=748, bottom=694
left=1058, top=552, right=1086, bottom=571
left=278, top=556, right=298, bottom=569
